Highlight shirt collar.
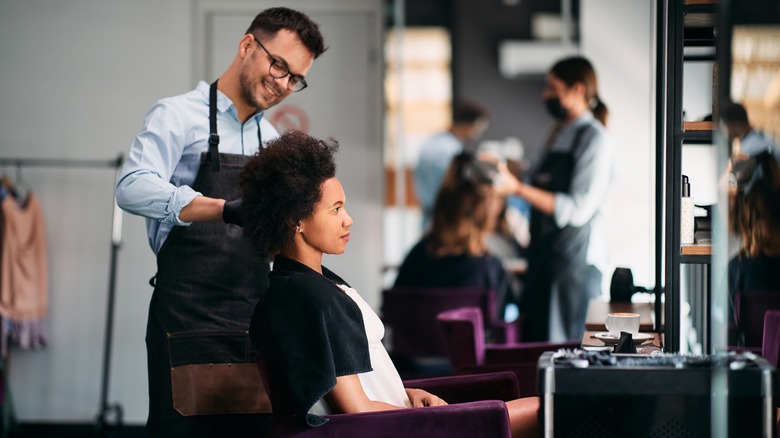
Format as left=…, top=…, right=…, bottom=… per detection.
left=197, top=80, right=266, bottom=124
left=570, top=111, right=594, bottom=126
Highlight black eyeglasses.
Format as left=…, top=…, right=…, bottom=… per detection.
left=252, top=36, right=308, bottom=93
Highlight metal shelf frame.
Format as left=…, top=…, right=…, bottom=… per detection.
left=657, top=0, right=717, bottom=353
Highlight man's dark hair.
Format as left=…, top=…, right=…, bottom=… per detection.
left=452, top=100, right=489, bottom=125
left=247, top=7, right=327, bottom=59
left=721, top=102, right=750, bottom=125
left=240, top=131, right=338, bottom=256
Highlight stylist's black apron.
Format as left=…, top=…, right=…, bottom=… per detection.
left=145, top=81, right=271, bottom=437
left=521, top=124, right=594, bottom=342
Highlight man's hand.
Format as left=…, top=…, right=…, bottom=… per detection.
left=405, top=388, right=448, bottom=407
left=222, top=199, right=244, bottom=226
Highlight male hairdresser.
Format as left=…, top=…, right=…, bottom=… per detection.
left=115, top=8, right=326, bottom=437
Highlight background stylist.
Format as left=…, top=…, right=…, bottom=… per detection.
left=511, top=56, right=615, bottom=342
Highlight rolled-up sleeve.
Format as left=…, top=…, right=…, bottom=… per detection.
left=553, top=129, right=613, bottom=228
left=115, top=101, right=200, bottom=226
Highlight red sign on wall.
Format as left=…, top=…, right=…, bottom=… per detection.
left=269, top=104, right=310, bottom=134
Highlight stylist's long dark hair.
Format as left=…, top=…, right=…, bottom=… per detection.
left=551, top=56, right=609, bottom=128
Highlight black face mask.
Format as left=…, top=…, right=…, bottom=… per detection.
left=544, top=97, right=568, bottom=121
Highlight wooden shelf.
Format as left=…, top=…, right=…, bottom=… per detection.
left=681, top=244, right=712, bottom=255
left=683, top=121, right=716, bottom=131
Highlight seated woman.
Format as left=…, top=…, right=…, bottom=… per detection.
left=395, top=153, right=518, bottom=322
left=244, top=131, right=538, bottom=436
left=728, top=151, right=780, bottom=305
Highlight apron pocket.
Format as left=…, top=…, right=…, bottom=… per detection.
left=167, top=330, right=271, bottom=416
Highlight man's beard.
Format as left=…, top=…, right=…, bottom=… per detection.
left=239, top=69, right=265, bottom=111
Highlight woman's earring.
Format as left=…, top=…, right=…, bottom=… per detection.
left=296, top=225, right=303, bottom=234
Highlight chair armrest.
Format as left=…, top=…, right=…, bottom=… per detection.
left=455, top=363, right=539, bottom=398
left=403, top=371, right=520, bottom=403
left=484, top=340, right=580, bottom=364
left=271, top=400, right=511, bottom=438
left=489, top=320, right=520, bottom=344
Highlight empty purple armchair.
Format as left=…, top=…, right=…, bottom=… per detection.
left=380, top=286, right=518, bottom=362
left=730, top=289, right=780, bottom=354
left=256, top=357, right=518, bottom=437
left=762, top=309, right=780, bottom=369
left=437, top=306, right=580, bottom=397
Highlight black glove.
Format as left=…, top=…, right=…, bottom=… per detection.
left=222, top=199, right=244, bottom=227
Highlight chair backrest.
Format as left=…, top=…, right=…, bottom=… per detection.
left=437, top=307, right=486, bottom=368
left=735, top=289, right=780, bottom=347
left=762, top=310, right=780, bottom=369
left=256, top=356, right=299, bottom=423
left=381, top=286, right=494, bottom=358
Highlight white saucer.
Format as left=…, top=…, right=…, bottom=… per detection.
left=593, top=332, right=653, bottom=345
left=582, top=345, right=613, bottom=352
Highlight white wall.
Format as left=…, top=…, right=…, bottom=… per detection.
left=0, top=0, right=382, bottom=424
left=581, top=0, right=657, bottom=293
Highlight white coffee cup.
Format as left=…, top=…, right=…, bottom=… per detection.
left=605, top=312, right=640, bottom=337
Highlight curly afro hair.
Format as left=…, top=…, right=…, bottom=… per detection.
left=240, top=130, right=339, bottom=257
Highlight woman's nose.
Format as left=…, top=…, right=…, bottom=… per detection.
left=344, top=210, right=353, bottom=227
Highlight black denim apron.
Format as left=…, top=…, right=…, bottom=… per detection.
left=521, top=124, right=594, bottom=341
left=145, top=80, right=271, bottom=437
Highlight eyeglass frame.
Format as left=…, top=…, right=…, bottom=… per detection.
left=251, top=35, right=308, bottom=93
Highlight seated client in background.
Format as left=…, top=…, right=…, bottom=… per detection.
left=243, top=131, right=538, bottom=437
left=395, top=152, right=518, bottom=322
left=728, top=151, right=780, bottom=302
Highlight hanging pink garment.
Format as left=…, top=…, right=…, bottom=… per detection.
left=0, top=192, right=49, bottom=355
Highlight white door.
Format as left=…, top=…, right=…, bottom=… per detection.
left=196, top=0, right=385, bottom=308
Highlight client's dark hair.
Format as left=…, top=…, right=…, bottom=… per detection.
left=427, top=153, right=500, bottom=257
left=240, top=130, right=338, bottom=256
left=729, top=152, right=780, bottom=257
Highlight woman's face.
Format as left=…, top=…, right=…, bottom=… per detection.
left=543, top=73, right=567, bottom=100
left=542, top=73, right=587, bottom=120
left=297, top=177, right=353, bottom=256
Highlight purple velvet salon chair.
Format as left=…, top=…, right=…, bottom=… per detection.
left=730, top=289, right=780, bottom=354
left=256, top=357, right=519, bottom=437
left=762, top=309, right=780, bottom=369
left=380, top=286, right=518, bottom=362
left=437, top=306, right=580, bottom=397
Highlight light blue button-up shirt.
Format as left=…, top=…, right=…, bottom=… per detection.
left=116, top=81, right=280, bottom=254
left=740, top=130, right=779, bottom=162
left=414, top=131, right=463, bottom=228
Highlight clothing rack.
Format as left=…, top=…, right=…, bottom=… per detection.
left=0, top=155, right=125, bottom=436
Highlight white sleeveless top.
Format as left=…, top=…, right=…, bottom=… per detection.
left=309, top=284, right=411, bottom=415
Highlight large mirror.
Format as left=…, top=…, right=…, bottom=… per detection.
left=713, top=1, right=780, bottom=356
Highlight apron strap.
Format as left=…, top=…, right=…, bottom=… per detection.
left=209, top=79, right=264, bottom=163
left=570, top=124, right=592, bottom=159
left=209, top=80, right=221, bottom=172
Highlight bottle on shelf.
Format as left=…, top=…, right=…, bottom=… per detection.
left=681, top=175, right=695, bottom=244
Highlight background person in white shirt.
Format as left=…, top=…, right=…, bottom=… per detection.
left=414, top=99, right=490, bottom=230
left=722, top=101, right=779, bottom=163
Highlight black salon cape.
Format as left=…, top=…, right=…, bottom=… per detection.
left=249, top=255, right=372, bottom=427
